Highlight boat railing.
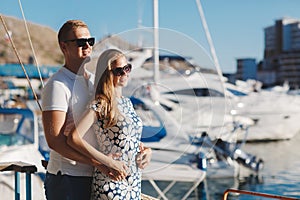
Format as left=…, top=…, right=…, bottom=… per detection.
left=223, top=188, right=299, bottom=200
left=0, top=161, right=37, bottom=200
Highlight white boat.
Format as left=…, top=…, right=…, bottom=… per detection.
left=225, top=80, right=300, bottom=141
left=126, top=63, right=300, bottom=142
left=0, top=106, right=47, bottom=200
left=125, top=68, right=252, bottom=140
left=130, top=97, right=263, bottom=181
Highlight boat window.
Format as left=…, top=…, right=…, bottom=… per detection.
left=164, top=89, right=195, bottom=96
left=164, top=88, right=224, bottom=97
left=227, top=88, right=247, bottom=96
left=194, top=88, right=224, bottom=97
left=0, top=134, right=31, bottom=146
left=0, top=112, right=34, bottom=147
left=0, top=113, right=22, bottom=134
left=18, top=117, right=35, bottom=142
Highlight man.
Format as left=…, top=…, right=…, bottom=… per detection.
left=42, top=20, right=151, bottom=200
left=42, top=19, right=103, bottom=200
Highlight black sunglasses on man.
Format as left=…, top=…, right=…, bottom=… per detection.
left=64, top=37, right=95, bottom=47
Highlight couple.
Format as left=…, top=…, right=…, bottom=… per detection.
left=41, top=20, right=152, bottom=200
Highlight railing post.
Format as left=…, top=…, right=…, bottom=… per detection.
left=26, top=172, right=32, bottom=200
left=14, top=171, right=20, bottom=200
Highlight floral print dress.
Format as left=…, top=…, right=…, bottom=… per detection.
left=91, top=97, right=143, bottom=200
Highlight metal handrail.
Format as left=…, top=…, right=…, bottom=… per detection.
left=0, top=161, right=37, bottom=200
left=223, top=188, right=299, bottom=200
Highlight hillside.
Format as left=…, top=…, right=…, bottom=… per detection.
left=0, top=15, right=63, bottom=65
left=0, top=15, right=209, bottom=74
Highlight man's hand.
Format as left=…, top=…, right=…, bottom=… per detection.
left=95, top=153, right=128, bottom=181
left=95, top=164, right=127, bottom=181
left=136, top=142, right=152, bottom=169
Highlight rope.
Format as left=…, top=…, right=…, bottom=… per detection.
left=18, top=0, right=44, bottom=88
left=0, top=14, right=42, bottom=111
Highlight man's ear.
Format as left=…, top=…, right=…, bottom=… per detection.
left=60, top=41, right=67, bottom=52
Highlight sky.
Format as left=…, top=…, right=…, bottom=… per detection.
left=2, top=0, right=300, bottom=73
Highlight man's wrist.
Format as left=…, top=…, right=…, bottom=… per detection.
left=91, top=158, right=102, bottom=167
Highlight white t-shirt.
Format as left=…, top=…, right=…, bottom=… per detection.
left=42, top=66, right=97, bottom=176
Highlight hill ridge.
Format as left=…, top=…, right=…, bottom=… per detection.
left=0, top=15, right=63, bottom=65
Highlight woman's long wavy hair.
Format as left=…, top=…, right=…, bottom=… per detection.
left=94, top=49, right=124, bottom=128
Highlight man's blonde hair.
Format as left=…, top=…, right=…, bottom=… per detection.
left=58, top=20, right=88, bottom=43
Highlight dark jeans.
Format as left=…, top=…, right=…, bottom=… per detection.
left=44, top=172, right=93, bottom=200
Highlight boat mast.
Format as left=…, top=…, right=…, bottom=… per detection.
left=195, top=0, right=223, bottom=78
left=153, top=0, right=159, bottom=83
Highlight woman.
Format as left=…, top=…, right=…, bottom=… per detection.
left=67, top=49, right=145, bottom=199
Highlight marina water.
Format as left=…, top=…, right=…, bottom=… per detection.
left=142, top=131, right=300, bottom=199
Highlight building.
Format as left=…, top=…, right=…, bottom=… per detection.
left=236, top=58, right=257, bottom=81
left=262, top=17, right=300, bottom=89
left=236, top=17, right=300, bottom=89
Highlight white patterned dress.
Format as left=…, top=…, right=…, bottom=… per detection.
left=91, top=97, right=143, bottom=200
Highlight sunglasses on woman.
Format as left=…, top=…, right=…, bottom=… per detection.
left=64, top=37, right=95, bottom=47
left=111, top=64, right=132, bottom=76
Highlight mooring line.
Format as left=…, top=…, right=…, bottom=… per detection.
left=17, top=0, right=44, bottom=88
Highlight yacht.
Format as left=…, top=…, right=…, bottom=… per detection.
left=130, top=96, right=263, bottom=181
left=225, top=80, right=300, bottom=141
left=0, top=104, right=47, bottom=200
left=126, top=63, right=300, bottom=142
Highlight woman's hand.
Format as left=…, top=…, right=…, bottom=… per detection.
left=136, top=142, right=152, bottom=169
